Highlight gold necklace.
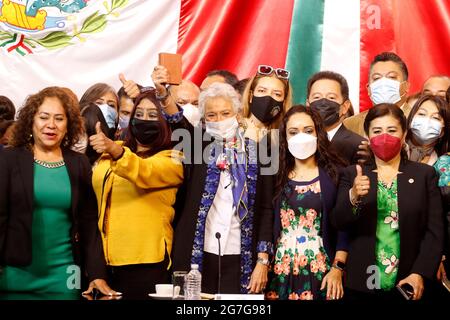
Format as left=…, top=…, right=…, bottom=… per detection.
left=34, top=158, right=65, bottom=168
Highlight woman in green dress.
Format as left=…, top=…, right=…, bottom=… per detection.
left=332, top=103, right=444, bottom=301
left=0, top=87, right=118, bottom=299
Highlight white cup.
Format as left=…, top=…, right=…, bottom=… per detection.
left=155, top=284, right=173, bottom=295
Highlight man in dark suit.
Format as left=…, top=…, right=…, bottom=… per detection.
left=306, top=71, right=366, bottom=165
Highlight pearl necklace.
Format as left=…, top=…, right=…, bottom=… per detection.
left=34, top=158, right=65, bottom=168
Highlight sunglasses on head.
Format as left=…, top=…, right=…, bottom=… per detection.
left=257, top=65, right=290, bottom=80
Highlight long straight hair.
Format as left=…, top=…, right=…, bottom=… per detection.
left=406, top=94, right=449, bottom=156
left=79, top=83, right=118, bottom=109
left=242, top=73, right=293, bottom=130
left=274, top=105, right=347, bottom=202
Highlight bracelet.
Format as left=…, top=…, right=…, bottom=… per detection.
left=257, top=257, right=270, bottom=266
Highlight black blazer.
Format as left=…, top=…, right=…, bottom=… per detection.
left=0, top=146, right=107, bottom=282
left=170, top=118, right=274, bottom=272
left=331, top=124, right=366, bottom=165
left=332, top=160, right=444, bottom=293
left=441, top=186, right=450, bottom=262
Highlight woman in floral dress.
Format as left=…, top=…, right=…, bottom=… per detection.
left=434, top=153, right=450, bottom=187
left=434, top=153, right=450, bottom=287
left=266, top=105, right=348, bottom=300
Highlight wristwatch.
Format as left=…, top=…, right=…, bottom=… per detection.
left=332, top=259, right=346, bottom=272
left=257, top=257, right=270, bottom=266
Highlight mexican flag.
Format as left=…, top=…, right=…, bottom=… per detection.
left=1, top=0, right=449, bottom=113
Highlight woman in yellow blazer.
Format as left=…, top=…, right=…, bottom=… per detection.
left=89, top=88, right=183, bottom=299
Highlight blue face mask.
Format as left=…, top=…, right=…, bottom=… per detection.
left=98, top=103, right=117, bottom=129
left=369, top=78, right=403, bottom=104
left=118, top=115, right=130, bottom=129
left=410, top=116, right=443, bottom=145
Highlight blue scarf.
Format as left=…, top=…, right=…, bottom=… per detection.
left=220, top=132, right=248, bottom=221
left=227, top=147, right=248, bottom=221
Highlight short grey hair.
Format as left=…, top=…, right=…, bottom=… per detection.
left=198, top=82, right=241, bottom=117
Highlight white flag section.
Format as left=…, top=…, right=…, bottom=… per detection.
left=0, top=0, right=180, bottom=108
left=320, top=0, right=360, bottom=113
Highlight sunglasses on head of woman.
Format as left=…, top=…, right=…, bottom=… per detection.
left=257, top=65, right=290, bottom=80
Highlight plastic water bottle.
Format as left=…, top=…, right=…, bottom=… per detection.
left=185, top=264, right=202, bottom=300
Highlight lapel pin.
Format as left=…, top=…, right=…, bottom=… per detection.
left=408, top=178, right=414, bottom=184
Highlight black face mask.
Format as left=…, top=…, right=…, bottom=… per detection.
left=309, top=98, right=341, bottom=127
left=130, top=118, right=160, bottom=145
left=250, top=96, right=284, bottom=123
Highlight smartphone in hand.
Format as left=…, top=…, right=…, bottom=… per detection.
left=442, top=274, right=450, bottom=292
left=396, top=283, right=414, bottom=300
left=158, top=52, right=182, bottom=85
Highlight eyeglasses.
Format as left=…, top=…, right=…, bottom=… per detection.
left=257, top=65, right=290, bottom=80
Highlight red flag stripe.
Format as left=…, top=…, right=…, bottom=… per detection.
left=360, top=0, right=450, bottom=112
left=178, top=0, right=295, bottom=85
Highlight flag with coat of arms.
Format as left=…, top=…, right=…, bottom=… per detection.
left=1, top=0, right=449, bottom=112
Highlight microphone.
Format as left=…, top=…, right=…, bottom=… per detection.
left=215, top=232, right=222, bottom=294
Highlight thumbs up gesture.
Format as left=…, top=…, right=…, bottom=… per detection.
left=351, top=165, right=370, bottom=202
left=119, top=73, right=140, bottom=99
left=89, top=122, right=114, bottom=155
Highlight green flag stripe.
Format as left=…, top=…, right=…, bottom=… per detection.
left=285, top=0, right=325, bottom=104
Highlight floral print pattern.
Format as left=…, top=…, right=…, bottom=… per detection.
left=267, top=177, right=330, bottom=300
left=384, top=211, right=399, bottom=229
left=190, top=137, right=264, bottom=293
left=381, top=254, right=399, bottom=274
left=434, top=153, right=450, bottom=187
left=161, top=108, right=184, bottom=123
left=375, top=179, right=400, bottom=290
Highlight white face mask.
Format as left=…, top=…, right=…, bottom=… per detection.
left=97, top=103, right=117, bottom=129
left=181, top=103, right=202, bottom=127
left=287, top=132, right=317, bottom=160
left=411, top=116, right=443, bottom=145
left=369, top=77, right=403, bottom=105
left=205, top=116, right=239, bottom=140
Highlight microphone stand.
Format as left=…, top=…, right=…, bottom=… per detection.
left=215, top=232, right=221, bottom=295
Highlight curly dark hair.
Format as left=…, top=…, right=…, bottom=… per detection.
left=274, top=105, right=347, bottom=202
left=10, top=87, right=84, bottom=149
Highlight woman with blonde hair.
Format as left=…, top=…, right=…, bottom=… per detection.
left=241, top=65, right=293, bottom=142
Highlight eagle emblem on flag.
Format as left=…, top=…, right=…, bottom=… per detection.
left=0, top=0, right=128, bottom=55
